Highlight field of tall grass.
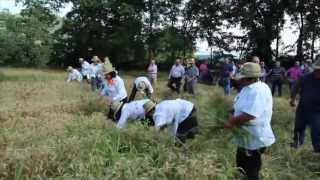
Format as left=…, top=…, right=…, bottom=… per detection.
left=0, top=68, right=319, bottom=179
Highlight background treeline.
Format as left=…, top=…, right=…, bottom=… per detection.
left=0, top=0, right=320, bottom=68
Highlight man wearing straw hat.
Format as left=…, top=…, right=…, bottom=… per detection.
left=90, top=56, right=104, bottom=90
left=100, top=64, right=128, bottom=119
left=290, top=58, right=320, bottom=153
left=109, top=99, right=153, bottom=128
left=144, top=99, right=198, bottom=143
left=128, top=76, right=154, bottom=102
left=224, top=62, right=275, bottom=180
left=66, top=66, right=82, bottom=82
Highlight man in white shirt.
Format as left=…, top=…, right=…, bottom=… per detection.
left=67, top=66, right=82, bottom=82
left=79, top=58, right=91, bottom=83
left=128, top=76, right=154, bottom=102
left=90, top=56, right=104, bottom=90
left=109, top=99, right=153, bottom=128
left=144, top=99, right=198, bottom=143
left=224, top=62, right=275, bottom=180
left=168, top=59, right=185, bottom=94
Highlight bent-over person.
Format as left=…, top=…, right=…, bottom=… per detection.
left=109, top=99, right=153, bottom=128
left=144, top=99, right=198, bottom=143
left=128, top=76, right=154, bottom=102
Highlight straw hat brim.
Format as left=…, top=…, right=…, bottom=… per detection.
left=112, top=102, right=123, bottom=119
left=144, top=101, right=156, bottom=114
left=234, top=72, right=263, bottom=80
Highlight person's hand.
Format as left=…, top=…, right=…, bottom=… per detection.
left=290, top=99, right=296, bottom=107
left=224, top=119, right=235, bottom=129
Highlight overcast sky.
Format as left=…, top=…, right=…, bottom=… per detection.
left=0, top=0, right=305, bottom=56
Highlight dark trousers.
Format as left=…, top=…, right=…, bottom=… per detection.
left=168, top=77, right=182, bottom=93
left=128, top=85, right=151, bottom=102
left=176, top=108, right=198, bottom=143
left=236, top=147, right=266, bottom=180
left=107, top=97, right=128, bottom=120
left=293, top=108, right=320, bottom=152
left=271, top=80, right=282, bottom=96
left=91, top=77, right=102, bottom=91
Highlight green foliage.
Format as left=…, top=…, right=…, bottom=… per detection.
left=0, top=3, right=56, bottom=67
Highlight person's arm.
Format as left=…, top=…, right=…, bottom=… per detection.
left=128, top=85, right=137, bottom=102
left=290, top=77, right=302, bottom=106
left=67, top=73, right=72, bottom=82
left=224, top=113, right=256, bottom=128
left=113, top=79, right=127, bottom=101
left=169, top=66, right=173, bottom=79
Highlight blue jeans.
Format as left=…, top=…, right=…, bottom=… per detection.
left=223, top=78, right=231, bottom=95
left=294, top=108, right=320, bottom=152
left=91, top=77, right=102, bottom=91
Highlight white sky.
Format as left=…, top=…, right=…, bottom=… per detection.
left=1, top=0, right=308, bottom=56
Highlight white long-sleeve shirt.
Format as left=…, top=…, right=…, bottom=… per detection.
left=169, top=64, right=185, bottom=78
left=81, top=61, right=92, bottom=76
left=100, top=76, right=128, bottom=102
left=134, top=76, right=154, bottom=93
left=116, top=99, right=150, bottom=128
left=153, top=99, right=194, bottom=136
left=90, top=63, right=104, bottom=78
left=67, top=69, right=82, bottom=82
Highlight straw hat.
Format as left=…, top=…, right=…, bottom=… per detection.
left=313, top=58, right=320, bottom=70
left=67, top=66, right=73, bottom=72
left=79, top=58, right=84, bottom=62
left=235, top=62, right=262, bottom=79
left=103, top=64, right=115, bottom=74
left=110, top=101, right=123, bottom=119
left=137, top=81, right=147, bottom=93
left=143, top=100, right=156, bottom=114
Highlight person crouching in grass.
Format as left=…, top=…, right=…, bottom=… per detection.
left=128, top=76, right=154, bottom=102
left=224, top=62, right=275, bottom=180
left=143, top=99, right=198, bottom=144
left=66, top=66, right=82, bottom=83
left=109, top=99, right=154, bottom=128
left=100, top=65, right=128, bottom=119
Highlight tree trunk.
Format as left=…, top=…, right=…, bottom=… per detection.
left=311, top=31, right=316, bottom=62
left=296, top=12, right=304, bottom=61
left=148, top=0, right=153, bottom=61
left=276, top=22, right=280, bottom=61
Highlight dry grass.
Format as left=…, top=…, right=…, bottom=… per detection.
left=0, top=68, right=319, bottom=179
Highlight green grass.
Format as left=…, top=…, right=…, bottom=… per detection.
left=0, top=68, right=319, bottom=179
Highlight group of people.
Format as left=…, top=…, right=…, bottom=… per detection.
left=218, top=56, right=315, bottom=96
left=66, top=54, right=320, bottom=180
left=167, top=58, right=199, bottom=95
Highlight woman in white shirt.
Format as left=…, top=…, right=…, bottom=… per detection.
left=128, top=76, right=154, bottom=102
left=100, top=65, right=128, bottom=119
left=144, top=99, right=198, bottom=143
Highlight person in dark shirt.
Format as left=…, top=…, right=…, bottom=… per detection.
left=290, top=59, right=320, bottom=153
left=220, top=58, right=234, bottom=95
left=268, top=61, right=286, bottom=96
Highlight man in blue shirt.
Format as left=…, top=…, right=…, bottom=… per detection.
left=290, top=59, right=320, bottom=153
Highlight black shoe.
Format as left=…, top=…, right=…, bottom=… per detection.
left=290, top=142, right=299, bottom=149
